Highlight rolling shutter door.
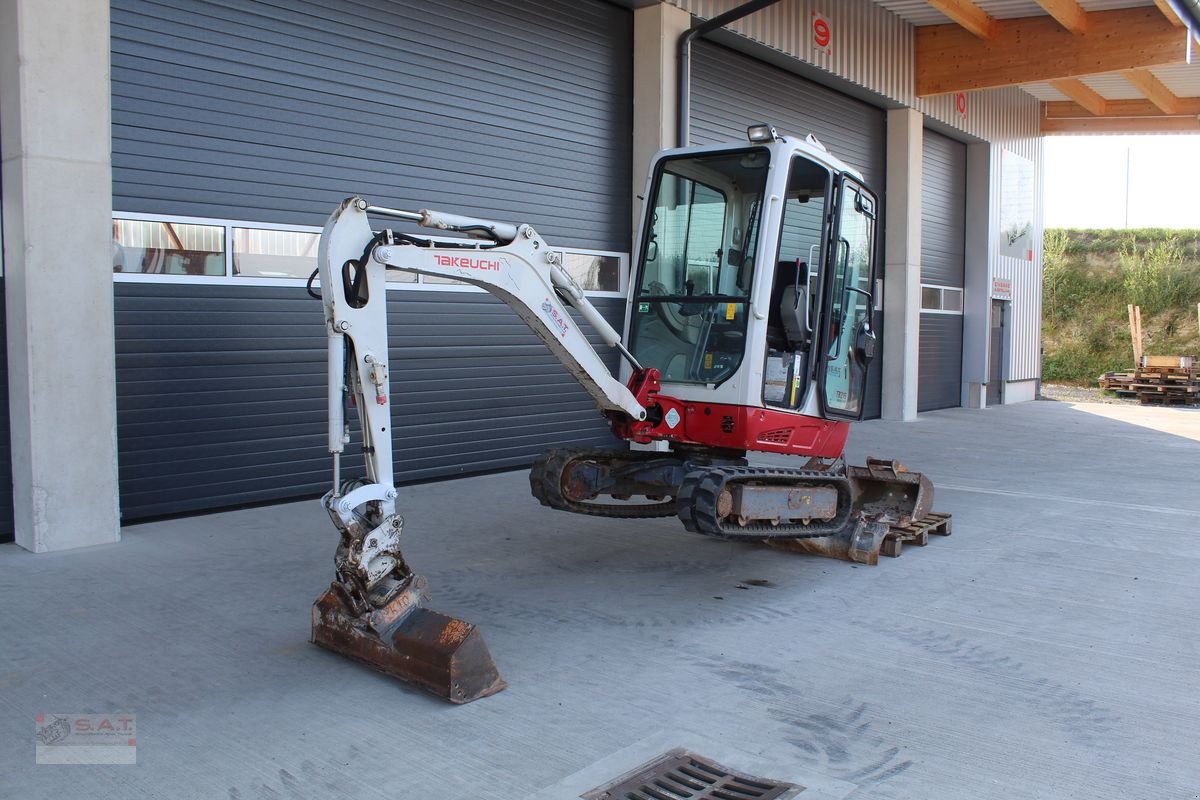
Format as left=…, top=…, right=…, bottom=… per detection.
left=918, top=129, right=966, bottom=412
left=0, top=288, right=11, bottom=542
left=689, top=41, right=887, bottom=419
left=110, top=0, right=632, bottom=519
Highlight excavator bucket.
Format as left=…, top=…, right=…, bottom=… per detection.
left=767, top=458, right=935, bottom=566
left=847, top=457, right=934, bottom=527
left=311, top=575, right=506, bottom=704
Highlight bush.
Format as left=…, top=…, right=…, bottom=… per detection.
left=1120, top=236, right=1194, bottom=314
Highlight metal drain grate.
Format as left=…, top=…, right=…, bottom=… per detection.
left=582, top=748, right=800, bottom=800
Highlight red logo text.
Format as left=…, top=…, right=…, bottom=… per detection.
left=433, top=254, right=501, bottom=271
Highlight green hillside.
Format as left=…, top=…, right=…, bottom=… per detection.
left=1041, top=229, right=1200, bottom=384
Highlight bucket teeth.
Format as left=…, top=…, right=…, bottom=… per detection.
left=311, top=577, right=506, bottom=704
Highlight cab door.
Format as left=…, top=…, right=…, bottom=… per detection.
left=818, top=174, right=878, bottom=421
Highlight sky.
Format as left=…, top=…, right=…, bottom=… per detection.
left=1043, top=135, right=1200, bottom=229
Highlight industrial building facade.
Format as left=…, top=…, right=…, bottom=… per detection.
left=4, top=0, right=1193, bottom=549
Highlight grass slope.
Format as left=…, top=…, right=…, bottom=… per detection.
left=1041, top=229, right=1200, bottom=384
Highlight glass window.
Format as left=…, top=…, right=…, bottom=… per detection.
left=561, top=252, right=621, bottom=292
left=113, top=219, right=225, bottom=276
left=232, top=228, right=319, bottom=279
left=920, top=285, right=964, bottom=312
left=629, top=149, right=771, bottom=384
left=822, top=181, right=876, bottom=418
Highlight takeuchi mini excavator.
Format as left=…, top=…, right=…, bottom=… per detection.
left=313, top=125, right=940, bottom=703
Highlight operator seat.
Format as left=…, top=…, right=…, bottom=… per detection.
left=768, top=260, right=808, bottom=349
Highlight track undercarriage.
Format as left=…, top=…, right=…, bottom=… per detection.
left=531, top=448, right=935, bottom=565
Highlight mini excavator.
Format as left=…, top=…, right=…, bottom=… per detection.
left=312, top=125, right=938, bottom=703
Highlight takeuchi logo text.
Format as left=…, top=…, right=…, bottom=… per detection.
left=433, top=254, right=501, bottom=271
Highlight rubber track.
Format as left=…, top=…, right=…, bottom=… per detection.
left=678, top=465, right=855, bottom=540
left=529, top=448, right=679, bottom=519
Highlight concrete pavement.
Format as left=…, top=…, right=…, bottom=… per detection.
left=1, top=399, right=1197, bottom=799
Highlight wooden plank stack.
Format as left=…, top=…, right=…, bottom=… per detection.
left=1098, top=370, right=1136, bottom=395
left=1130, top=355, right=1198, bottom=406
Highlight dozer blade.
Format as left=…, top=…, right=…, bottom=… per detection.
left=766, top=458, right=937, bottom=566
left=764, top=518, right=890, bottom=565
left=311, top=575, right=506, bottom=704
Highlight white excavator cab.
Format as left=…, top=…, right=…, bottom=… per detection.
left=627, top=131, right=879, bottom=434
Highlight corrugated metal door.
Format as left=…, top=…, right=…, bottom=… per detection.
left=110, top=0, right=632, bottom=520
left=918, top=129, right=966, bottom=412
left=689, top=41, right=886, bottom=419
left=0, top=287, right=12, bottom=542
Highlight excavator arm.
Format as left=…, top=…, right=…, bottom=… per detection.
left=312, top=197, right=653, bottom=703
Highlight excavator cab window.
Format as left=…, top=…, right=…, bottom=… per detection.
left=629, top=149, right=770, bottom=385
left=819, top=175, right=878, bottom=420
left=764, top=155, right=830, bottom=409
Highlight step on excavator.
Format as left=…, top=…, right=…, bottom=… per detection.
left=312, top=125, right=942, bottom=703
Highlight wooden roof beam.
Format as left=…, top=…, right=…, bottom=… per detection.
left=1122, top=68, right=1182, bottom=114
left=925, top=0, right=998, bottom=39
left=917, top=7, right=1190, bottom=95
left=1153, top=0, right=1187, bottom=27
left=1042, top=115, right=1200, bottom=134
left=1048, top=78, right=1108, bottom=115
left=1034, top=0, right=1090, bottom=35
left=1044, top=97, right=1200, bottom=117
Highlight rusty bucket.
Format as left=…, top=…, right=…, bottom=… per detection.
left=311, top=575, right=506, bottom=704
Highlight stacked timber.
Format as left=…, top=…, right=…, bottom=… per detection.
left=1130, top=356, right=1198, bottom=406
left=1098, top=370, right=1136, bottom=395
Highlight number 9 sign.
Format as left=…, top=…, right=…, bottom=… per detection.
left=812, top=12, right=832, bottom=55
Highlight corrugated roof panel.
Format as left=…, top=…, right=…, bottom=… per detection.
left=874, top=0, right=1154, bottom=26
left=1150, top=63, right=1200, bottom=97
left=1080, top=73, right=1148, bottom=99
left=871, top=0, right=954, bottom=26
left=1076, top=0, right=1155, bottom=10
left=1022, top=83, right=1071, bottom=101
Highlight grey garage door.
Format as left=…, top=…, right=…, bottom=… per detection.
left=110, top=0, right=632, bottom=520
left=689, top=41, right=887, bottom=419
left=0, top=286, right=11, bottom=542
left=918, top=129, right=966, bottom=412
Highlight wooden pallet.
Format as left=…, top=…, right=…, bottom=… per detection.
left=1138, top=392, right=1197, bottom=407
left=881, top=512, right=952, bottom=558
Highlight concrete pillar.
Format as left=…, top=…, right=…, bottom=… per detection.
left=0, top=0, right=121, bottom=551
left=880, top=109, right=922, bottom=421
left=962, top=142, right=992, bottom=408
left=631, top=2, right=691, bottom=240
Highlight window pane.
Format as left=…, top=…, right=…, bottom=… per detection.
left=385, top=268, right=418, bottom=283
left=921, top=287, right=942, bottom=310
left=113, top=219, right=225, bottom=276
left=943, top=288, right=963, bottom=312
left=822, top=184, right=875, bottom=417
left=562, top=252, right=620, bottom=292
left=629, top=150, right=771, bottom=386
left=422, top=274, right=466, bottom=285
left=233, top=228, right=319, bottom=279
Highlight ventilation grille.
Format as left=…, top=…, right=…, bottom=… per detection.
left=583, top=748, right=799, bottom=800
left=757, top=428, right=793, bottom=445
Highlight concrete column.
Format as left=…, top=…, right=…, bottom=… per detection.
left=880, top=109, right=923, bottom=421
left=962, top=142, right=992, bottom=408
left=631, top=2, right=691, bottom=241
left=1, top=0, right=120, bottom=551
